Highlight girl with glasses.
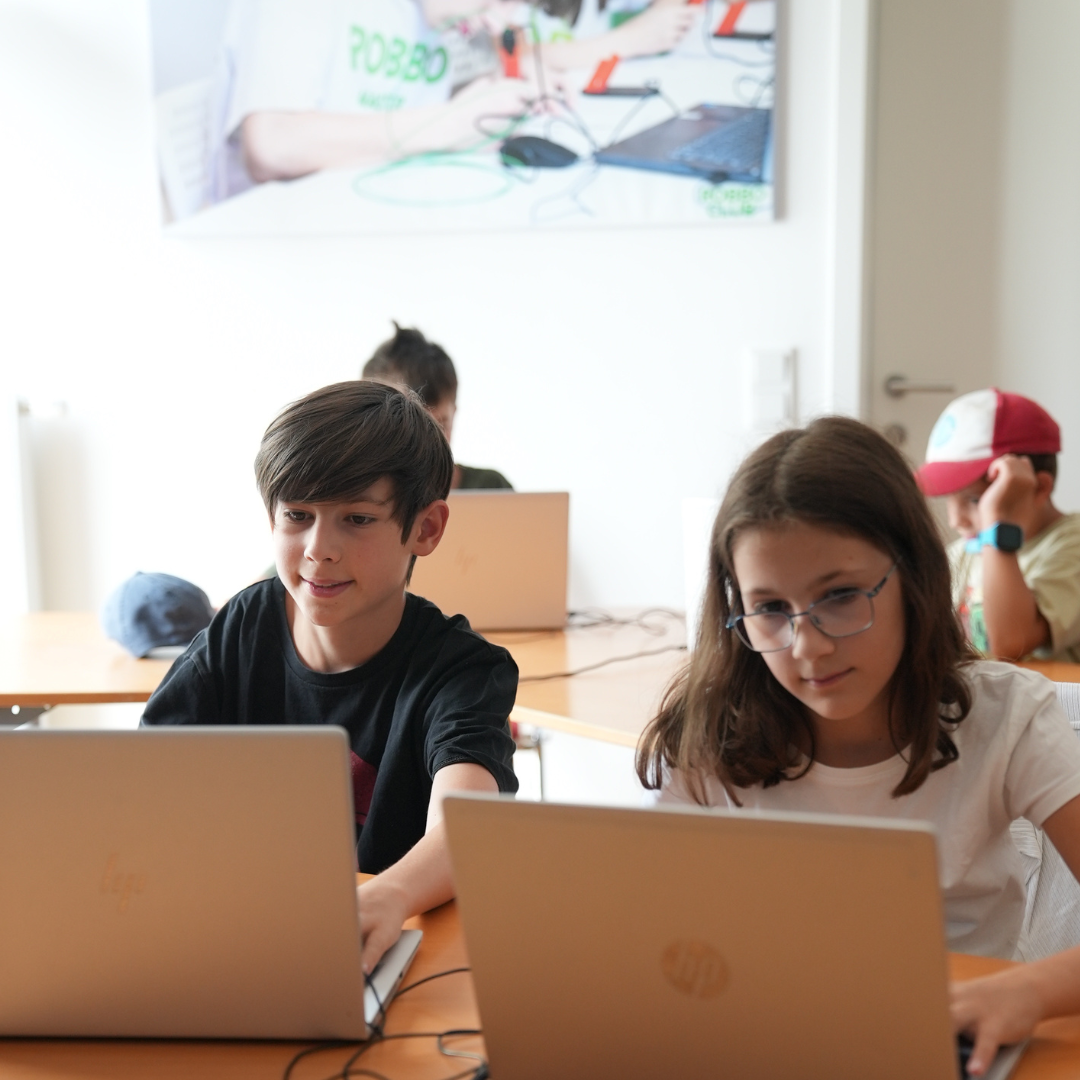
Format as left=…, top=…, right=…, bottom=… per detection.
left=637, top=416, right=1080, bottom=1076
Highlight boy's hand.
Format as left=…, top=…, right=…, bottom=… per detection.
left=356, top=876, right=410, bottom=974
left=950, top=970, right=1043, bottom=1076
left=978, top=455, right=1039, bottom=532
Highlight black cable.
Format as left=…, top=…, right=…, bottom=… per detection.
left=336, top=1032, right=484, bottom=1080
left=518, top=642, right=688, bottom=682
left=365, top=972, right=387, bottom=1040
left=436, top=1030, right=486, bottom=1076
left=283, top=1041, right=361, bottom=1080
left=281, top=970, right=488, bottom=1080
left=566, top=607, right=684, bottom=634
left=395, top=966, right=472, bottom=997
left=330, top=1032, right=457, bottom=1080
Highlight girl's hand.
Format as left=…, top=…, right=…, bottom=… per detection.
left=612, top=3, right=697, bottom=59
left=950, top=969, right=1044, bottom=1076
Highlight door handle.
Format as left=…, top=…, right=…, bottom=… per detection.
left=884, top=375, right=956, bottom=399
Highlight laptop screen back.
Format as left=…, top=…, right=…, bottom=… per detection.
left=0, top=727, right=369, bottom=1039
left=445, top=797, right=958, bottom=1080
left=408, top=491, right=569, bottom=631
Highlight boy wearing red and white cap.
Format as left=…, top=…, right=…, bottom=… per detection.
left=917, top=388, right=1080, bottom=662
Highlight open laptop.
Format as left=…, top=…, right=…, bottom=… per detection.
left=408, top=490, right=569, bottom=631
left=0, top=727, right=420, bottom=1039
left=595, top=104, right=772, bottom=185
left=444, top=796, right=1027, bottom=1080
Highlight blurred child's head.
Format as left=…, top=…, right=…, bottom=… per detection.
left=638, top=417, right=972, bottom=801
left=916, top=389, right=1060, bottom=537
left=362, top=323, right=459, bottom=442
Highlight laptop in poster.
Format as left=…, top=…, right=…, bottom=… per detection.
left=0, top=727, right=419, bottom=1039
left=596, top=103, right=772, bottom=185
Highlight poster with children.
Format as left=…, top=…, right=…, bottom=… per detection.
left=150, top=0, right=777, bottom=235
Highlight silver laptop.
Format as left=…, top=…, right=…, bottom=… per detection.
left=444, top=796, right=1026, bottom=1080
left=409, top=491, right=569, bottom=631
left=0, top=727, right=420, bottom=1039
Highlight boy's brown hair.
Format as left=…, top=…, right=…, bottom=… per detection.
left=254, top=380, right=453, bottom=542
left=637, top=416, right=976, bottom=804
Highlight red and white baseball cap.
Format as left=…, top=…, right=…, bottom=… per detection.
left=916, top=388, right=1061, bottom=497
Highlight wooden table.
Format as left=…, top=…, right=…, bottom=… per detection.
left=491, top=612, right=688, bottom=747
left=0, top=612, right=170, bottom=708
left=1, top=610, right=1075, bottom=742
left=1018, top=660, right=1080, bottom=684
left=0, top=896, right=479, bottom=1080
left=2, top=901, right=1079, bottom=1078
left=0, top=611, right=689, bottom=742
left=950, top=954, right=1080, bottom=1080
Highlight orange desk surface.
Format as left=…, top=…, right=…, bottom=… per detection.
left=2, top=905, right=1080, bottom=1078
left=0, top=612, right=171, bottom=708
left=0, top=611, right=689, bottom=744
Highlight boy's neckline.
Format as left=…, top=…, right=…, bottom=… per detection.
left=273, top=577, right=412, bottom=677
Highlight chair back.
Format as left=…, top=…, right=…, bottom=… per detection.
left=1012, top=682, right=1080, bottom=960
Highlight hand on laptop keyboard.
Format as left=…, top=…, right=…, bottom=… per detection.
left=950, top=971, right=1042, bottom=1076
left=357, top=878, right=409, bottom=975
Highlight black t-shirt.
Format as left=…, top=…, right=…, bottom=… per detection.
left=141, top=578, right=518, bottom=873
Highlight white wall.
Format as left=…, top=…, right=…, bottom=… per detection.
left=0, top=0, right=860, bottom=612
left=996, top=0, right=1080, bottom=514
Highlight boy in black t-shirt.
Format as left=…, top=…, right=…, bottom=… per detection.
left=142, top=380, right=518, bottom=972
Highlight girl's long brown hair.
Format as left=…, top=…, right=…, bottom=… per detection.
left=637, top=417, right=975, bottom=804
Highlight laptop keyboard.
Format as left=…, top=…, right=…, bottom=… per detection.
left=670, top=110, right=769, bottom=179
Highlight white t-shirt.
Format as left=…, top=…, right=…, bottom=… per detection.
left=206, top=0, right=453, bottom=202
left=659, top=662, right=1080, bottom=959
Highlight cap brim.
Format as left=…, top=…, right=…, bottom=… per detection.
left=916, top=458, right=992, bottom=497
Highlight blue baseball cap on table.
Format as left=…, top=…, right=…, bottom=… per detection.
left=101, top=572, right=214, bottom=658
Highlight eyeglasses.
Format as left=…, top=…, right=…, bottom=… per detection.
left=726, top=563, right=899, bottom=654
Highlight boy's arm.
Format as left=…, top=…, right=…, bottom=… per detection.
left=140, top=651, right=218, bottom=726
left=526, top=0, right=695, bottom=73
left=356, top=762, right=497, bottom=973
left=951, top=794, right=1080, bottom=1075
left=977, top=455, right=1051, bottom=659
left=240, top=76, right=538, bottom=184
left=979, top=550, right=1050, bottom=659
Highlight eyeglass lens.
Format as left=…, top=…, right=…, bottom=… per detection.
left=734, top=592, right=875, bottom=652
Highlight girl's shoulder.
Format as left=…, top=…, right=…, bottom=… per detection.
left=961, top=658, right=1058, bottom=702
left=953, top=659, right=1068, bottom=745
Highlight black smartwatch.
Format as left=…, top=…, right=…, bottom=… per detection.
left=976, top=521, right=1024, bottom=553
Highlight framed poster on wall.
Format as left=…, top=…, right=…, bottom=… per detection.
left=150, top=0, right=777, bottom=235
